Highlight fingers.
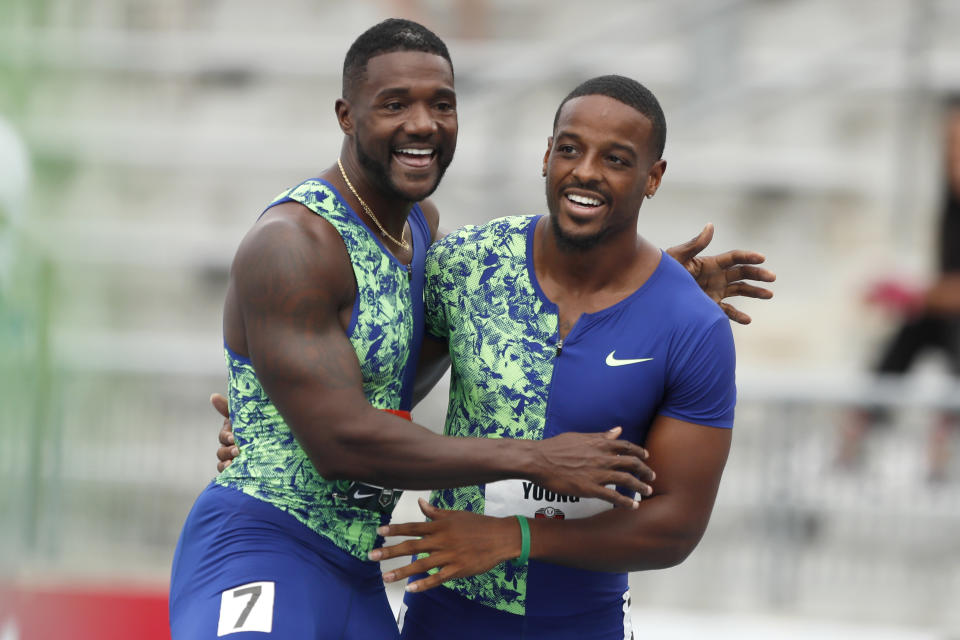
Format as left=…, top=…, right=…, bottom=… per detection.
left=217, top=443, right=238, bottom=461
left=403, top=567, right=456, bottom=593
left=218, top=421, right=236, bottom=472
left=368, top=530, right=431, bottom=562
left=377, top=502, right=448, bottom=543
left=725, top=282, right=774, bottom=300
left=380, top=553, right=442, bottom=585
left=603, top=426, right=623, bottom=439
left=211, top=393, right=229, bottom=418
left=219, top=424, right=235, bottom=446
left=667, top=223, right=714, bottom=263
left=418, top=496, right=440, bottom=519
left=607, top=437, right=650, bottom=463
left=606, top=468, right=654, bottom=499
left=217, top=405, right=238, bottom=472
left=720, top=301, right=752, bottom=325
left=592, top=483, right=641, bottom=509
left=712, top=249, right=765, bottom=270
left=376, top=520, right=434, bottom=541
left=726, top=264, right=776, bottom=284
left=213, top=393, right=234, bottom=469
left=608, top=451, right=656, bottom=484
left=596, top=436, right=655, bottom=498
left=217, top=443, right=238, bottom=472
left=723, top=265, right=776, bottom=285
left=691, top=222, right=714, bottom=253
left=375, top=542, right=476, bottom=592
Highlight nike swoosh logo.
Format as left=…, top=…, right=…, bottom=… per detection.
left=352, top=491, right=379, bottom=500
left=605, top=351, right=654, bottom=367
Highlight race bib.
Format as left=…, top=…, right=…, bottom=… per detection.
left=217, top=581, right=274, bottom=636
left=483, top=479, right=629, bottom=520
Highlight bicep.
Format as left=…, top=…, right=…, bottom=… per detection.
left=235, top=220, right=371, bottom=437
left=523, top=414, right=732, bottom=572
left=247, top=302, right=366, bottom=410
left=644, top=415, right=731, bottom=531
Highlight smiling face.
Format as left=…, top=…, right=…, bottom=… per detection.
left=543, top=94, right=665, bottom=251
left=340, top=50, right=457, bottom=203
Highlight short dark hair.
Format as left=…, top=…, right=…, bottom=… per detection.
left=552, top=75, right=667, bottom=159
left=342, top=19, right=453, bottom=98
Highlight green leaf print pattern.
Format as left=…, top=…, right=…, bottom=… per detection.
left=424, top=215, right=558, bottom=615
left=216, top=180, right=411, bottom=560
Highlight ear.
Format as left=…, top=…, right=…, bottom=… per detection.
left=645, top=159, right=667, bottom=197
left=336, top=98, right=353, bottom=136
left=542, top=137, right=553, bottom=177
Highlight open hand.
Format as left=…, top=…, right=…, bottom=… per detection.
left=531, top=427, right=654, bottom=510
left=370, top=498, right=520, bottom=593
left=212, top=393, right=237, bottom=472
left=666, top=223, right=775, bottom=324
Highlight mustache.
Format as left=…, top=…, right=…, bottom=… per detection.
left=560, top=181, right=609, bottom=202
left=393, top=134, right=443, bottom=148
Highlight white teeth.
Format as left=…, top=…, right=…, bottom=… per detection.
left=397, top=148, right=433, bottom=156
left=567, top=193, right=602, bottom=206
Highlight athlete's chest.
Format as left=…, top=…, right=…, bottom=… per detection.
left=450, top=276, right=669, bottom=445
left=546, top=312, right=669, bottom=444
left=345, top=233, right=421, bottom=396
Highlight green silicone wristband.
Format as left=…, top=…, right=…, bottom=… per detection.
left=510, top=515, right=530, bottom=567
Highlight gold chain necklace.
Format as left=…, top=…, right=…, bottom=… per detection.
left=337, top=158, right=409, bottom=250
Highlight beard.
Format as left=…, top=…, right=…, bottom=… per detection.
left=548, top=212, right=614, bottom=252
left=545, top=182, right=621, bottom=253
left=355, top=137, right=450, bottom=203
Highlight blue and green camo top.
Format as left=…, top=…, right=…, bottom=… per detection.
left=216, top=179, right=430, bottom=560
left=423, top=215, right=736, bottom=617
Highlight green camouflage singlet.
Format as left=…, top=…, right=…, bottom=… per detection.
left=217, top=179, right=426, bottom=560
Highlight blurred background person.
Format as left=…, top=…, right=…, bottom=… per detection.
left=837, top=95, right=960, bottom=480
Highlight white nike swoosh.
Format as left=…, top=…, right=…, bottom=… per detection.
left=352, top=491, right=379, bottom=500
left=605, top=351, right=654, bottom=367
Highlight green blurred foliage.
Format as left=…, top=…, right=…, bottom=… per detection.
left=0, top=0, right=56, bottom=566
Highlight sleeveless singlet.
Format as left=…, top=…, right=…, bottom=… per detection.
left=216, top=178, right=430, bottom=559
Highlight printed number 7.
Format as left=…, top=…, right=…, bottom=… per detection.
left=233, top=585, right=262, bottom=629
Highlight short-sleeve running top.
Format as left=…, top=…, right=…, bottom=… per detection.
left=422, top=214, right=736, bottom=618
left=215, top=179, right=431, bottom=560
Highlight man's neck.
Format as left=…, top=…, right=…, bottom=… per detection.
left=322, top=159, right=414, bottom=237
left=533, top=216, right=660, bottom=298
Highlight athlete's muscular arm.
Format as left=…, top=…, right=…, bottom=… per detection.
left=666, top=223, right=775, bottom=325
left=372, top=415, right=729, bottom=590
left=221, top=212, right=654, bottom=505
left=524, top=416, right=730, bottom=571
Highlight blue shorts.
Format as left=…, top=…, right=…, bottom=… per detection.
left=398, top=583, right=634, bottom=640
left=169, top=482, right=398, bottom=639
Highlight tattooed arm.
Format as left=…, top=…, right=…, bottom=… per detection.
left=221, top=202, right=653, bottom=505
